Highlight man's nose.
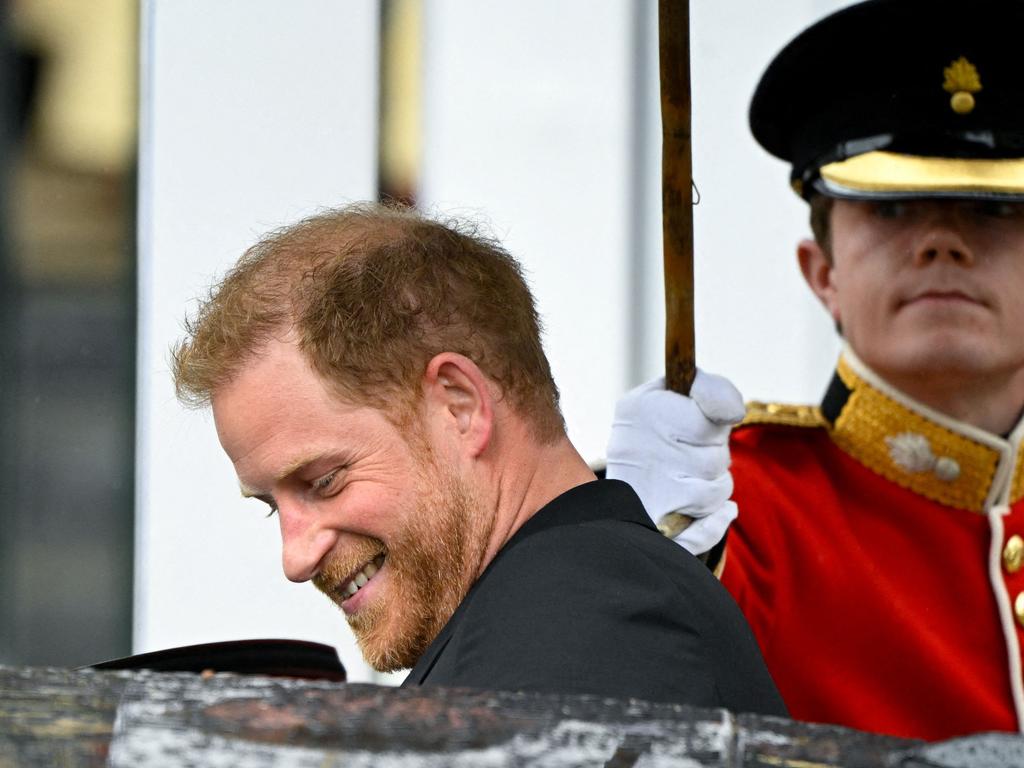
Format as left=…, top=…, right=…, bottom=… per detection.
left=912, top=221, right=975, bottom=267
left=278, top=505, right=336, bottom=583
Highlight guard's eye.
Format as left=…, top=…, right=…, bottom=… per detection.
left=872, top=200, right=909, bottom=219
left=971, top=200, right=1024, bottom=219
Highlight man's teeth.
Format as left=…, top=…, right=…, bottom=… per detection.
left=342, top=557, right=383, bottom=598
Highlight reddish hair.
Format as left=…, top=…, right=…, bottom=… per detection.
left=172, top=203, right=564, bottom=442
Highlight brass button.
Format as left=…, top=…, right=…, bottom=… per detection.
left=934, top=456, right=960, bottom=482
left=950, top=91, right=976, bottom=114
left=1005, top=535, right=1024, bottom=574
left=1003, top=536, right=1019, bottom=573
left=1016, top=592, right=1024, bottom=629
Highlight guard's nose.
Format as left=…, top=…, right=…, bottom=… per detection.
left=912, top=220, right=975, bottom=267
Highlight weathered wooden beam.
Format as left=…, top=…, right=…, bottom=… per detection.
left=1, top=666, right=1019, bottom=766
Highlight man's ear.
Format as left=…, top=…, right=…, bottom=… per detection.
left=421, top=353, right=494, bottom=459
left=797, top=238, right=841, bottom=324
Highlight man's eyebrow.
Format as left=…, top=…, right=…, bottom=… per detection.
left=277, top=454, right=319, bottom=481
left=238, top=451, right=339, bottom=499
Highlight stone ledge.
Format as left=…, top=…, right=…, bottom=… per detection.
left=1, top=665, right=1019, bottom=766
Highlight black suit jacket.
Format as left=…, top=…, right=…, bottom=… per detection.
left=404, top=480, right=785, bottom=716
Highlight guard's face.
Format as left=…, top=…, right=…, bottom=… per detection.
left=212, top=338, right=487, bottom=672
left=804, top=198, right=1024, bottom=395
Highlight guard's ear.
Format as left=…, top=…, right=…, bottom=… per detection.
left=421, top=352, right=494, bottom=459
left=797, top=238, right=841, bottom=324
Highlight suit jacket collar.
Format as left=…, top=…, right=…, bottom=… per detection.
left=403, top=479, right=649, bottom=685
left=499, top=477, right=654, bottom=550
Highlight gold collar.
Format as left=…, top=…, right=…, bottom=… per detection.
left=823, top=353, right=1024, bottom=513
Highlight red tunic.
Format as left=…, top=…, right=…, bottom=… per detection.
left=722, top=352, right=1024, bottom=741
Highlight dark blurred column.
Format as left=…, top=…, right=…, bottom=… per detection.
left=0, top=4, right=31, bottom=666
left=0, top=1, right=136, bottom=667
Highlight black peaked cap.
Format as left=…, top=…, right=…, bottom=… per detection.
left=750, top=0, right=1024, bottom=198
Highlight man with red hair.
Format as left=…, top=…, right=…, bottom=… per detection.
left=174, top=202, right=784, bottom=714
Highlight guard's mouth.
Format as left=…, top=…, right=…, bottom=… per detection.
left=900, top=289, right=983, bottom=308
left=339, top=554, right=386, bottom=600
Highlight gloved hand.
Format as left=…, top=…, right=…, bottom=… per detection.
left=606, top=370, right=745, bottom=556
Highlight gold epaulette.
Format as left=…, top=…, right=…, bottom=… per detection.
left=739, top=401, right=826, bottom=429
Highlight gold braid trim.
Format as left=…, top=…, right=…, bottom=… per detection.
left=1012, top=449, right=1024, bottom=506
left=740, top=402, right=826, bottom=429
left=830, top=358, right=1000, bottom=512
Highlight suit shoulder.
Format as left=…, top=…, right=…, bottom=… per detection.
left=497, top=519, right=665, bottom=572
left=482, top=518, right=709, bottom=600
left=736, top=401, right=826, bottom=430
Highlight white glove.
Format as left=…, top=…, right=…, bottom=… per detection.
left=606, top=370, right=745, bottom=555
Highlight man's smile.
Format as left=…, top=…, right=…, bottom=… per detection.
left=338, top=553, right=386, bottom=605
left=312, top=541, right=389, bottom=615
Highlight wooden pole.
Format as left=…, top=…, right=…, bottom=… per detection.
left=656, top=0, right=699, bottom=541
left=659, top=0, right=695, bottom=396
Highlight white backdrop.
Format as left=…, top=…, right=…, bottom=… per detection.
left=136, top=0, right=847, bottom=684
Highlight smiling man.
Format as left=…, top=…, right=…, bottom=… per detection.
left=172, top=203, right=785, bottom=713
left=608, top=0, right=1024, bottom=741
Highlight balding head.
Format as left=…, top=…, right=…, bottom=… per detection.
left=172, top=202, right=564, bottom=442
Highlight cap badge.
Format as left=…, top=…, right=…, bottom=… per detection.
left=943, top=56, right=982, bottom=115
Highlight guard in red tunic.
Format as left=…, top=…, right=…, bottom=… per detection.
left=608, top=0, right=1024, bottom=741
left=728, top=349, right=1024, bottom=740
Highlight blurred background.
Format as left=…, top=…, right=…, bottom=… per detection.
left=1, top=0, right=845, bottom=682
left=0, top=0, right=136, bottom=668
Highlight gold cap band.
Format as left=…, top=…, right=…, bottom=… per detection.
left=818, top=151, right=1024, bottom=197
